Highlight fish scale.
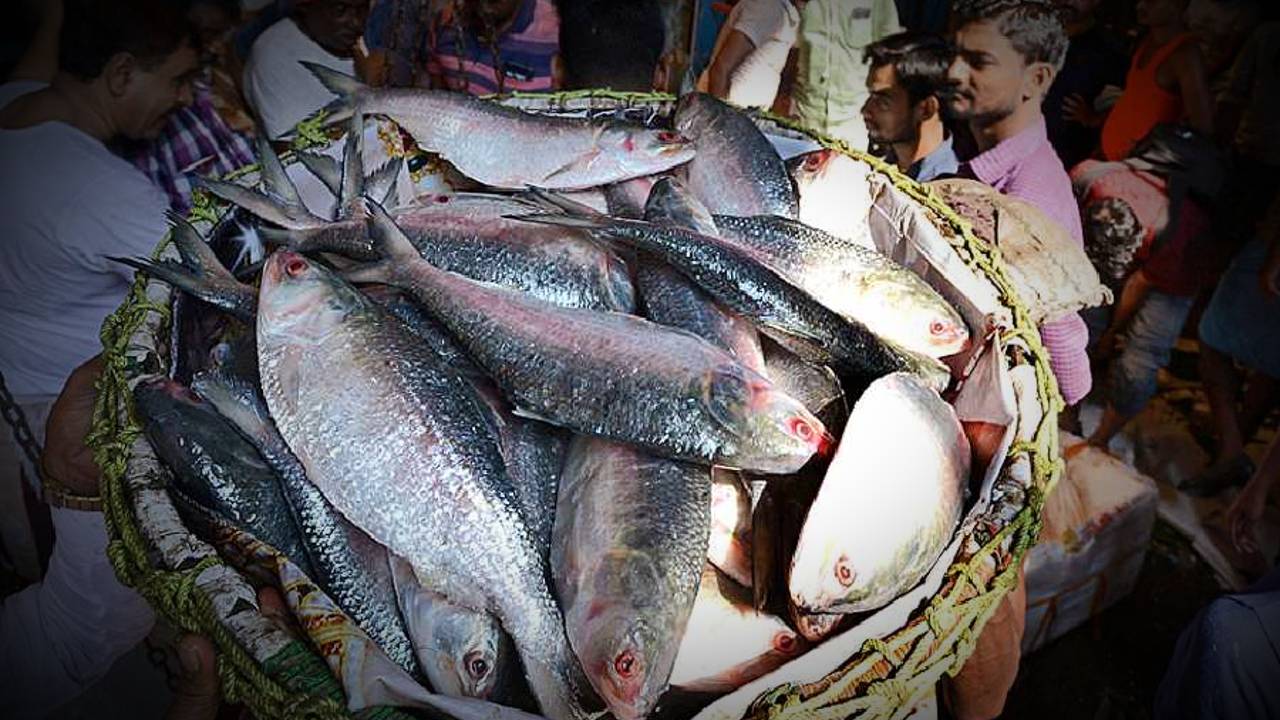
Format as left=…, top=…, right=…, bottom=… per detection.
left=352, top=201, right=826, bottom=475
left=255, top=253, right=589, bottom=720
left=553, top=437, right=710, bottom=720
left=305, top=63, right=695, bottom=190
left=190, top=370, right=422, bottom=679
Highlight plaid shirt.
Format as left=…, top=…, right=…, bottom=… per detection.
left=124, top=82, right=256, bottom=213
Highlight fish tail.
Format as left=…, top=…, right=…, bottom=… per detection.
left=167, top=211, right=237, bottom=284
left=302, top=61, right=363, bottom=126
left=363, top=197, right=423, bottom=263
left=338, top=113, right=366, bottom=218
left=366, top=156, right=404, bottom=209
left=294, top=151, right=341, bottom=198
left=193, top=176, right=321, bottom=231
left=109, top=253, right=257, bottom=322
left=518, top=186, right=608, bottom=218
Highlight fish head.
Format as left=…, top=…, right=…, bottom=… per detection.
left=133, top=377, right=204, bottom=421
left=788, top=529, right=863, bottom=614
left=574, top=554, right=675, bottom=720
left=857, top=275, right=970, bottom=357
left=706, top=365, right=831, bottom=474
left=423, top=607, right=510, bottom=700
left=258, top=250, right=363, bottom=343
left=788, top=149, right=837, bottom=189
left=602, top=124, right=695, bottom=176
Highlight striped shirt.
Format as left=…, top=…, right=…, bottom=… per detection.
left=426, top=0, right=560, bottom=95
left=961, top=117, right=1093, bottom=406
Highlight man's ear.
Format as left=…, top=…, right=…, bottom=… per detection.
left=102, top=52, right=138, bottom=97
left=1023, top=61, right=1056, bottom=102
left=917, top=95, right=940, bottom=122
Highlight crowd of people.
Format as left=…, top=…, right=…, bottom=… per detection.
left=0, top=0, right=1278, bottom=718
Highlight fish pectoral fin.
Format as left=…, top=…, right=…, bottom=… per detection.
left=542, top=148, right=603, bottom=185
left=510, top=405, right=557, bottom=425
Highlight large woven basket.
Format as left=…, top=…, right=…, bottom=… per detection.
left=88, top=92, right=1063, bottom=720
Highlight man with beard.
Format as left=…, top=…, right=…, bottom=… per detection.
left=243, top=0, right=370, bottom=139
left=940, top=2, right=1086, bottom=718
left=860, top=31, right=957, bottom=181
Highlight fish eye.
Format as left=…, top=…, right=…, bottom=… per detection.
left=803, top=153, right=824, bottom=171
left=464, top=651, right=489, bottom=679
left=435, top=195, right=451, bottom=204
left=930, top=320, right=948, bottom=336
left=657, top=131, right=681, bottom=143
left=772, top=631, right=798, bottom=654
left=613, top=649, right=637, bottom=679
left=788, top=417, right=815, bottom=442
left=284, top=257, right=308, bottom=277
left=835, top=555, right=855, bottom=587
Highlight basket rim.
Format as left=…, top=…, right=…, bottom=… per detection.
left=88, top=89, right=1064, bottom=720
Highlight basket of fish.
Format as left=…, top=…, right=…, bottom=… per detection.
left=91, top=71, right=1079, bottom=720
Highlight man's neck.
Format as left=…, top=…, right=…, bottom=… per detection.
left=0, top=75, right=114, bottom=142
left=970, top=101, right=1040, bottom=153
left=891, top=118, right=945, bottom=174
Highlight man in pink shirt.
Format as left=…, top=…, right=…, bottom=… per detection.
left=939, top=2, right=1085, bottom=719
left=947, top=0, right=1092, bottom=411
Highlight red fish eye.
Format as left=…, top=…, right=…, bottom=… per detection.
left=657, top=131, right=681, bottom=143
left=435, top=195, right=451, bottom=204
left=835, top=556, right=855, bottom=587
left=804, top=151, right=827, bottom=171
left=284, top=257, right=308, bottom=277
left=788, top=417, right=815, bottom=442
left=464, top=651, right=489, bottom=679
left=772, top=631, right=798, bottom=654
left=614, top=650, right=637, bottom=678
left=930, top=320, right=947, bottom=336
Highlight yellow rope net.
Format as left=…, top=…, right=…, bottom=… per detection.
left=87, top=91, right=1063, bottom=720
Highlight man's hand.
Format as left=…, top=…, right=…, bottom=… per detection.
left=40, top=355, right=105, bottom=497
left=165, top=586, right=287, bottom=720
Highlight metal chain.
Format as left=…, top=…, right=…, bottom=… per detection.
left=0, top=367, right=44, bottom=478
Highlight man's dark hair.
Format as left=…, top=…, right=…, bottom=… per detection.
left=863, top=31, right=954, bottom=106
left=952, top=0, right=1069, bottom=72
left=558, top=0, right=664, bottom=91
left=59, top=0, right=195, bottom=81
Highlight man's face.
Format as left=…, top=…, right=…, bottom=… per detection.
left=299, top=0, right=369, bottom=56
left=946, top=19, right=1027, bottom=127
left=117, top=41, right=201, bottom=140
left=862, top=64, right=919, bottom=146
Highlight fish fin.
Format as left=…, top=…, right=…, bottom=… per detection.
left=510, top=405, right=557, bottom=424
left=540, top=147, right=603, bottom=186
left=295, top=151, right=341, bottom=198
left=504, top=212, right=614, bottom=232
left=704, top=365, right=750, bottom=438
left=194, top=176, right=323, bottom=231
left=109, top=255, right=257, bottom=321
left=517, top=186, right=608, bottom=217
left=362, top=197, right=421, bottom=262
left=166, top=212, right=237, bottom=283
left=366, top=156, right=404, bottom=209
left=337, top=113, right=366, bottom=219
left=301, top=61, right=362, bottom=125
left=253, top=133, right=306, bottom=212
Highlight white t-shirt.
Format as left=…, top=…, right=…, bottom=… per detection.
left=0, top=82, right=168, bottom=401
left=726, top=0, right=801, bottom=109
left=700, top=0, right=801, bottom=109
left=243, top=18, right=356, bottom=139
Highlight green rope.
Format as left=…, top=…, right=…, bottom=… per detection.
left=89, top=90, right=1064, bottom=720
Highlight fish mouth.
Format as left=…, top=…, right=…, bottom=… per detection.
left=815, top=431, right=836, bottom=458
